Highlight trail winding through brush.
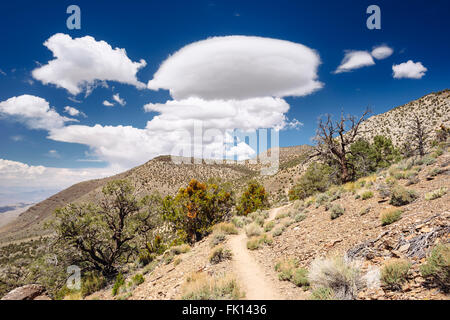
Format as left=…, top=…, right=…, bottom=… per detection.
left=228, top=207, right=284, bottom=300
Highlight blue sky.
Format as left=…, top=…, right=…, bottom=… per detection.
left=0, top=0, right=449, bottom=204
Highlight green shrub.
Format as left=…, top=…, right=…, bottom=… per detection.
left=246, top=238, right=260, bottom=250
left=264, top=221, right=275, bottom=232
left=112, top=273, right=125, bottom=296
left=209, top=246, right=232, bottom=264
left=231, top=216, right=251, bottom=228
left=173, top=257, right=182, bottom=266
left=425, top=187, right=447, bottom=201
left=138, top=251, right=155, bottom=266
left=292, top=268, right=309, bottom=288
left=214, top=222, right=238, bottom=235
left=236, top=181, right=269, bottom=216
left=348, top=136, right=400, bottom=180
left=272, top=227, right=285, bottom=237
left=275, top=212, right=288, bottom=220
left=52, top=180, right=162, bottom=276
left=181, top=273, right=243, bottom=300
left=316, top=193, right=329, bottom=205
left=258, top=233, right=273, bottom=246
left=330, top=205, right=345, bottom=220
left=253, top=216, right=264, bottom=227
left=381, top=259, right=410, bottom=290
left=142, top=260, right=158, bottom=275
left=417, top=155, right=436, bottom=166
left=359, top=206, right=371, bottom=216
left=420, top=244, right=449, bottom=291
left=389, top=186, right=417, bottom=206
left=171, top=244, right=191, bottom=255
left=247, top=233, right=273, bottom=250
left=210, top=232, right=226, bottom=247
left=361, top=191, right=374, bottom=200
left=132, top=273, right=144, bottom=286
left=245, top=223, right=262, bottom=238
left=81, top=271, right=106, bottom=297
left=380, top=208, right=402, bottom=226
left=275, top=258, right=298, bottom=281
left=161, top=179, right=234, bottom=243
left=288, top=163, right=334, bottom=200
left=294, top=213, right=306, bottom=222
left=310, top=287, right=334, bottom=300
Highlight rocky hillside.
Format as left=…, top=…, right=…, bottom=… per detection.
left=357, top=89, right=450, bottom=147
left=85, top=150, right=449, bottom=301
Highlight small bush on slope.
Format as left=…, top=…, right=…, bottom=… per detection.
left=424, top=187, right=447, bottom=201
left=112, top=273, right=125, bottom=296
left=389, top=185, right=417, bottom=206
left=310, top=287, right=334, bottom=300
left=210, top=231, right=226, bottom=248
left=275, top=258, right=298, bottom=281
left=330, top=204, right=345, bottom=220
left=292, top=268, right=310, bottom=288
left=209, top=246, right=232, bottom=265
left=214, top=222, right=238, bottom=235
left=381, top=259, right=411, bottom=290
left=247, top=233, right=273, bottom=250
left=181, top=273, right=243, bottom=300
left=132, top=273, right=144, bottom=286
left=380, top=208, right=402, bottom=226
left=361, top=190, right=374, bottom=200
left=245, top=223, right=262, bottom=237
left=171, top=244, right=191, bottom=255
left=308, top=256, right=363, bottom=300
left=264, top=221, right=275, bottom=232
left=420, top=244, right=450, bottom=292
left=81, top=271, right=106, bottom=297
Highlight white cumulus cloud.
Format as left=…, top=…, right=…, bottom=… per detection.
left=334, top=50, right=375, bottom=74
left=371, top=45, right=393, bottom=60
left=392, top=60, right=427, bottom=79
left=32, top=33, right=147, bottom=95
left=0, top=95, right=76, bottom=130
left=148, top=35, right=323, bottom=100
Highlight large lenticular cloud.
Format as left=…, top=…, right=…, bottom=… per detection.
left=148, top=36, right=323, bottom=100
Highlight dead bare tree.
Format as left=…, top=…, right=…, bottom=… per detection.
left=313, top=109, right=371, bottom=183
left=409, top=113, right=429, bottom=157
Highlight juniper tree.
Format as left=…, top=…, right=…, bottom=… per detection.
left=313, top=109, right=370, bottom=183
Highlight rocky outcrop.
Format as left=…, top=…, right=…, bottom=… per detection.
left=1, top=284, right=50, bottom=300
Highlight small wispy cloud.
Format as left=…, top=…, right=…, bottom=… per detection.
left=46, top=149, right=61, bottom=158
left=112, top=93, right=126, bottom=106
left=10, top=135, right=24, bottom=142
left=103, top=100, right=114, bottom=107
left=371, top=45, right=393, bottom=60
left=334, top=50, right=375, bottom=74
left=64, top=106, right=86, bottom=117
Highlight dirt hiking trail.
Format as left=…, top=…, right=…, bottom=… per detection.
left=228, top=207, right=285, bottom=300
